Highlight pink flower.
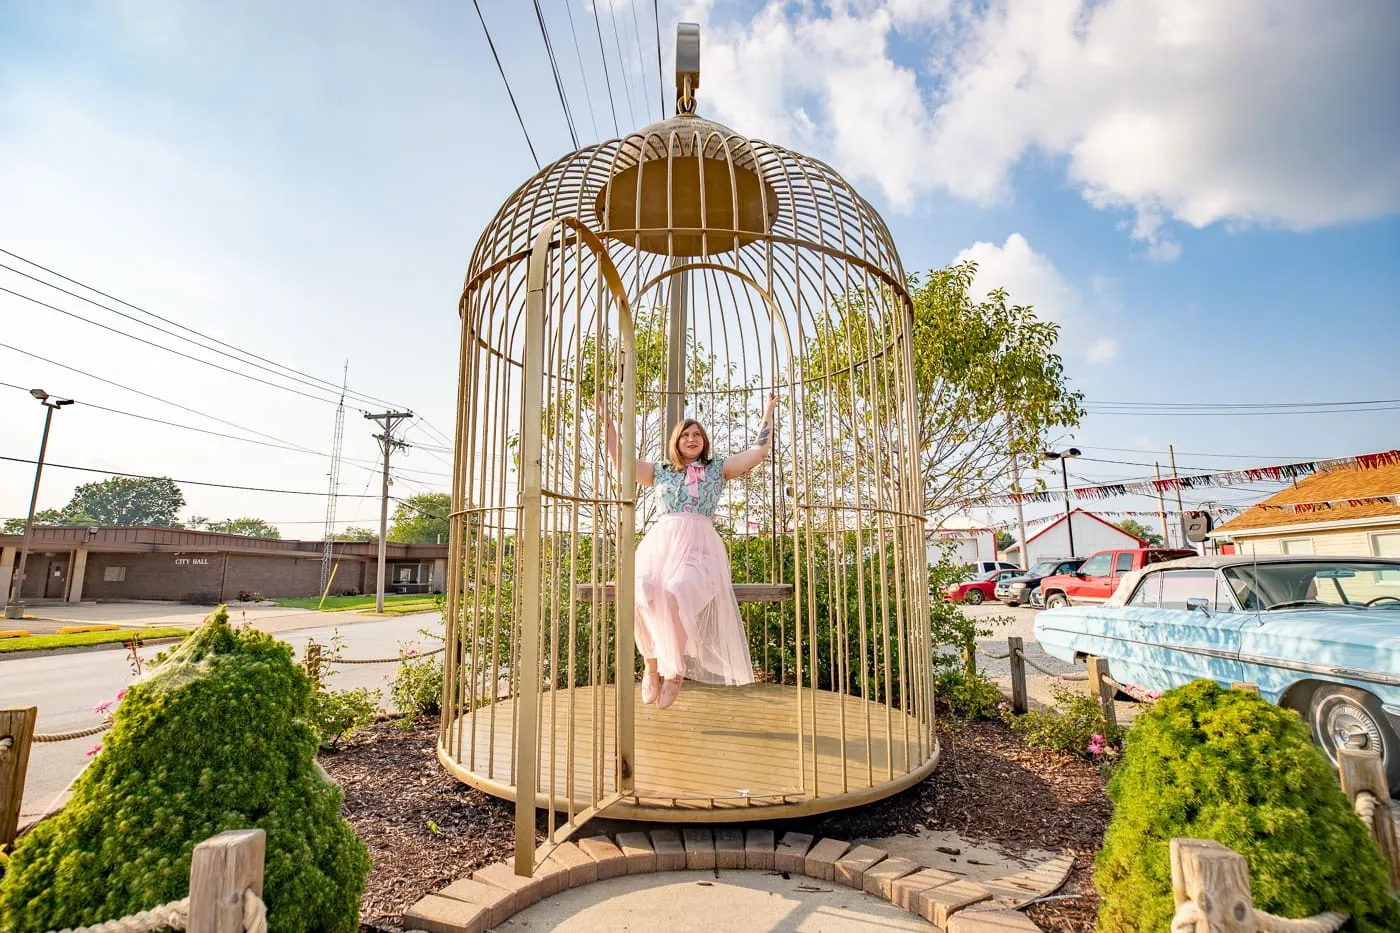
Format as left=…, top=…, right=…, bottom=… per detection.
left=115, top=688, right=127, bottom=701
left=86, top=743, right=103, bottom=757
left=1087, top=741, right=1104, bottom=756
left=405, top=648, right=417, bottom=657
left=1090, top=733, right=1105, bottom=744
left=93, top=700, right=112, bottom=714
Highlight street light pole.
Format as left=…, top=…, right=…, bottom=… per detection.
left=5, top=390, right=74, bottom=619
left=1042, top=447, right=1081, bottom=558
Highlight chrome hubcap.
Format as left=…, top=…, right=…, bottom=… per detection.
left=1321, top=701, right=1382, bottom=760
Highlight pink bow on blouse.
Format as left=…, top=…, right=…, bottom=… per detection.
left=685, top=463, right=706, bottom=499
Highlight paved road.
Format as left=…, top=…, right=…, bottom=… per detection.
left=6, top=611, right=443, bottom=823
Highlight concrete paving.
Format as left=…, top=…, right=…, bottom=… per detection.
left=493, top=869, right=939, bottom=932
left=858, top=829, right=1057, bottom=886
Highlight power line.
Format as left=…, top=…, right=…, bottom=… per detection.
left=0, top=345, right=451, bottom=483
left=560, top=0, right=600, bottom=140
left=0, top=341, right=327, bottom=455
left=0, top=284, right=346, bottom=406
left=1086, top=396, right=1400, bottom=409
left=0, top=247, right=405, bottom=410
left=590, top=0, right=621, bottom=135
left=605, top=0, right=638, bottom=128
left=1086, top=405, right=1400, bottom=417
left=0, top=455, right=380, bottom=497
left=653, top=0, right=665, bottom=120
left=472, top=0, right=541, bottom=170
left=1074, top=444, right=1318, bottom=461
left=625, top=0, right=652, bottom=120
left=532, top=0, right=579, bottom=149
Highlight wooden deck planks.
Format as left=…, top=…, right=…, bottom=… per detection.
left=443, top=683, right=930, bottom=815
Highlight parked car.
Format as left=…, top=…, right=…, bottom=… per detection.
left=965, top=560, right=1021, bottom=577
left=995, top=557, right=1085, bottom=607
left=1033, top=555, right=1400, bottom=782
left=945, top=568, right=1023, bottom=605
left=1038, top=547, right=1196, bottom=608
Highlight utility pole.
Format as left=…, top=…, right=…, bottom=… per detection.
left=1153, top=462, right=1170, bottom=546
left=364, top=410, right=413, bottom=613
left=1168, top=444, right=1188, bottom=552
left=1009, top=453, right=1030, bottom=569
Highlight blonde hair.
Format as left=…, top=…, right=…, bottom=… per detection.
left=667, top=419, right=712, bottom=471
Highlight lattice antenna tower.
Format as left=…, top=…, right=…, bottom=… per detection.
left=320, top=360, right=348, bottom=593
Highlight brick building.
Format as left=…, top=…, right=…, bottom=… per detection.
left=0, top=526, right=447, bottom=606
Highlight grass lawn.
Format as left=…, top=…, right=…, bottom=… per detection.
left=273, top=594, right=441, bottom=614
left=0, top=626, right=190, bottom=653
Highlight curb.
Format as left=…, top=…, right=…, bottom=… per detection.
left=402, top=828, right=1072, bottom=933
left=0, top=635, right=187, bottom=662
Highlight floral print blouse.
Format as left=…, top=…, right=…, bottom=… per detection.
left=652, top=457, right=726, bottom=517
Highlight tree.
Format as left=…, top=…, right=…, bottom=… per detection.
left=2, top=508, right=98, bottom=533
left=1115, top=518, right=1163, bottom=547
left=995, top=529, right=1016, bottom=553
left=201, top=517, right=281, bottom=539
left=387, top=493, right=451, bottom=544
left=335, top=527, right=377, bottom=542
left=63, top=476, right=185, bottom=527
left=804, top=260, right=1085, bottom=519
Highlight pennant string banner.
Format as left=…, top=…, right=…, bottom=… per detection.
left=975, top=449, right=1400, bottom=507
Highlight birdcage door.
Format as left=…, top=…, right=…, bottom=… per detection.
left=512, top=217, right=638, bottom=875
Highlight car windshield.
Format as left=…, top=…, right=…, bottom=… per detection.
left=1026, top=561, right=1059, bottom=576
left=1223, top=560, right=1400, bottom=611
left=974, top=569, right=1002, bottom=581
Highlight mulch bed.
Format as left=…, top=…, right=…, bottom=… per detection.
left=321, top=715, right=1111, bottom=933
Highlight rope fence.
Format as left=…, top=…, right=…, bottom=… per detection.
left=33, top=722, right=112, bottom=743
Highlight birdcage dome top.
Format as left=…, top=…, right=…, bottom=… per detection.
left=465, top=110, right=906, bottom=296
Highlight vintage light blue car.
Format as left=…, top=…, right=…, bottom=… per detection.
left=1033, top=555, right=1400, bottom=782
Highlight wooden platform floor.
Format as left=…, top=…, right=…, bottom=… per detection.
left=439, top=683, right=939, bottom=821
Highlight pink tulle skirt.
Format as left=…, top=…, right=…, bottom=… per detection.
left=634, top=512, right=755, bottom=685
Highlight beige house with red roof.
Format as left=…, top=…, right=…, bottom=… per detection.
left=1210, top=462, right=1400, bottom=563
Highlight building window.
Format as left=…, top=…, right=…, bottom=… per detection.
left=1371, top=532, right=1400, bottom=584
left=1281, top=538, right=1314, bottom=555
left=103, top=566, right=126, bottom=582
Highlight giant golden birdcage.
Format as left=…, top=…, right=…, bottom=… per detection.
left=442, top=24, right=935, bottom=873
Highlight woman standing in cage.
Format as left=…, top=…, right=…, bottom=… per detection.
left=594, top=393, right=779, bottom=709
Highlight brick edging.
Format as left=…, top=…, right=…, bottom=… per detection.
left=403, top=828, right=1072, bottom=932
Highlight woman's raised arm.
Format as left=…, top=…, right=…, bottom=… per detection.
left=594, top=395, right=655, bottom=487
left=723, top=395, right=779, bottom=480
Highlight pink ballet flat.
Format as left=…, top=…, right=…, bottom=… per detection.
left=642, top=671, right=661, bottom=705
left=657, top=676, right=683, bottom=710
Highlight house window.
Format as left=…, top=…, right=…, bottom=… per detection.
left=103, top=566, right=126, bottom=582
left=1371, top=532, right=1400, bottom=584
left=1281, top=538, right=1314, bottom=555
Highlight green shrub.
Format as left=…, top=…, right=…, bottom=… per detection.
left=391, top=653, right=444, bottom=724
left=1095, top=680, right=1400, bottom=933
left=1011, top=683, right=1122, bottom=758
left=936, top=668, right=1004, bottom=721
left=0, top=607, right=370, bottom=933
left=304, top=632, right=381, bottom=749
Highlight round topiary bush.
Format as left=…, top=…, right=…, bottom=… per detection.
left=0, top=608, right=370, bottom=932
left=1095, top=680, right=1399, bottom=933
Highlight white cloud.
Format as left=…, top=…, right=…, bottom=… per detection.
left=954, top=233, right=1117, bottom=364
left=686, top=0, right=1400, bottom=252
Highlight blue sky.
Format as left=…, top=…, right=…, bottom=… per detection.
left=1, top=0, right=1397, bottom=538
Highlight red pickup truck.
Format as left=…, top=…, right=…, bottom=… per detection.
left=1038, top=547, right=1196, bottom=608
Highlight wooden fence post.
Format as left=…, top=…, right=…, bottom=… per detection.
left=1008, top=636, right=1028, bottom=714
left=1170, top=837, right=1256, bottom=932
left=188, top=828, right=266, bottom=933
left=0, top=706, right=37, bottom=848
left=1338, top=747, right=1400, bottom=892
left=1086, top=657, right=1118, bottom=730
left=305, top=641, right=323, bottom=687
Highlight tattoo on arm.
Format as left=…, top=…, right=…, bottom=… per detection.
left=755, top=421, right=772, bottom=447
